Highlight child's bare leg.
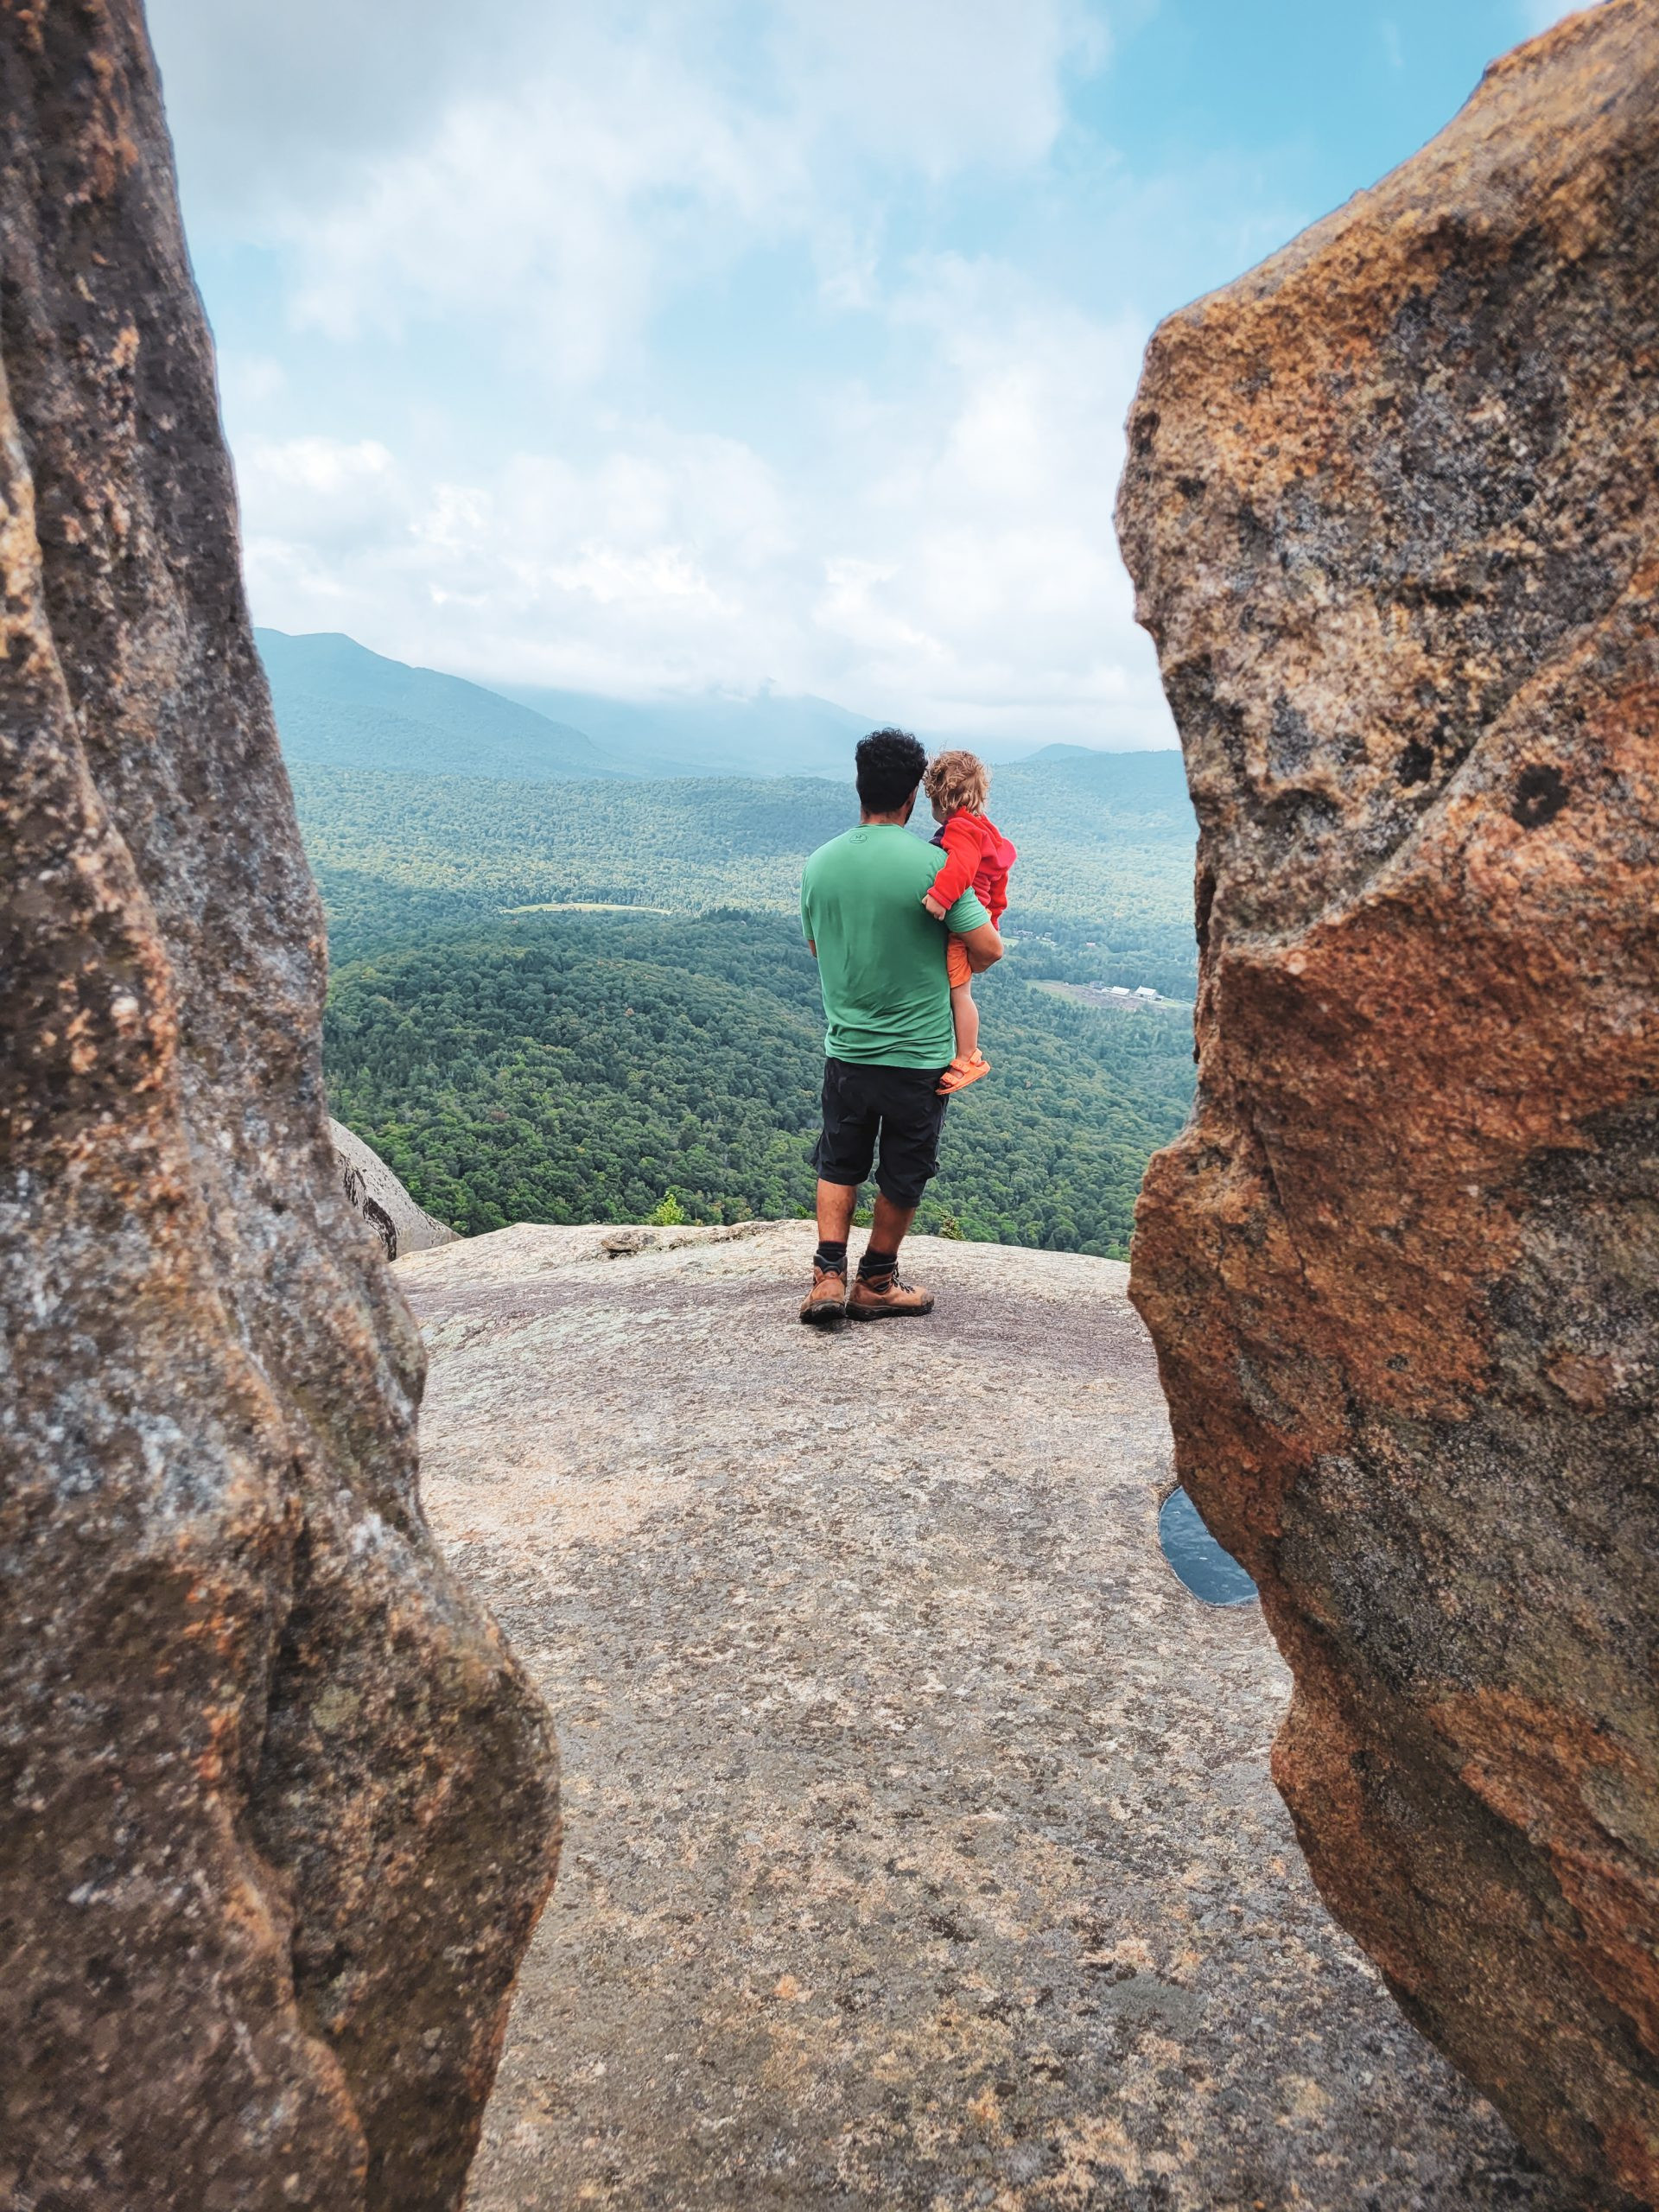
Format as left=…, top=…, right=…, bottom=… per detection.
left=938, top=942, right=989, bottom=1091
left=950, top=979, right=979, bottom=1063
left=938, top=982, right=989, bottom=1091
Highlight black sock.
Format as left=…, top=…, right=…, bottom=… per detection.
left=857, top=1246, right=899, bottom=1285
left=814, top=1239, right=848, bottom=1273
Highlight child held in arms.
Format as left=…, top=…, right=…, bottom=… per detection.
left=920, top=749, right=1017, bottom=1095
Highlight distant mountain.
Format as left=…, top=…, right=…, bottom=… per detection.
left=999, top=745, right=1189, bottom=816
left=1020, top=742, right=1157, bottom=767
left=258, top=630, right=626, bottom=782
left=257, top=625, right=1184, bottom=791
left=489, top=683, right=1179, bottom=781
left=490, top=681, right=875, bottom=780
left=292, top=739, right=1198, bottom=990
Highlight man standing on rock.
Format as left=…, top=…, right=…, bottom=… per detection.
left=798, top=728, right=1004, bottom=1326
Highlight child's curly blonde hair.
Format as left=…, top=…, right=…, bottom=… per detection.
left=923, top=748, right=990, bottom=816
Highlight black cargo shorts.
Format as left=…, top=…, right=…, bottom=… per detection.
left=810, top=1057, right=950, bottom=1210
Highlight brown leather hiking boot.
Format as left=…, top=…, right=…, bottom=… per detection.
left=847, top=1273, right=934, bottom=1321
left=799, top=1265, right=849, bottom=1328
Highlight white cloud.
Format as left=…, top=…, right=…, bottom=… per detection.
left=804, top=260, right=1160, bottom=741
left=156, top=0, right=1173, bottom=745
left=152, top=0, right=1103, bottom=212
left=146, top=0, right=518, bottom=222
left=156, top=0, right=1106, bottom=379
left=286, top=29, right=798, bottom=379
left=238, top=422, right=802, bottom=692
left=219, top=353, right=287, bottom=412
left=239, top=435, right=408, bottom=553
left=767, top=0, right=1107, bottom=179
left=235, top=250, right=1170, bottom=747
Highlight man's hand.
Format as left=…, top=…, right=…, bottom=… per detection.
left=921, top=893, right=948, bottom=920
left=958, top=922, right=1004, bottom=974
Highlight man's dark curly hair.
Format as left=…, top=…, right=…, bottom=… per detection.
left=855, top=727, right=927, bottom=815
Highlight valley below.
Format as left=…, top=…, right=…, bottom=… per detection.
left=284, top=707, right=1203, bottom=1258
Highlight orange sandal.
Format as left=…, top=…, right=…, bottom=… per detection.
left=938, top=1052, right=990, bottom=1095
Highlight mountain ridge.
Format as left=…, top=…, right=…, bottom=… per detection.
left=491, top=677, right=874, bottom=779
left=259, top=626, right=1181, bottom=784
left=257, top=627, right=627, bottom=782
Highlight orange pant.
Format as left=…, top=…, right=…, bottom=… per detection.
left=946, top=935, right=973, bottom=989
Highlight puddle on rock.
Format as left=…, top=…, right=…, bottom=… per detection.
left=1158, top=1487, right=1257, bottom=1606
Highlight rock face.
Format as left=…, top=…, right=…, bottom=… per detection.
left=331, top=1119, right=458, bottom=1260
left=403, top=1221, right=1573, bottom=2210
left=0, top=11, right=557, bottom=2210
left=1116, top=6, right=1659, bottom=2204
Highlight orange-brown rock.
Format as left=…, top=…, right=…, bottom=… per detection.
left=1116, top=5, right=1659, bottom=2204
left=0, top=8, right=558, bottom=2208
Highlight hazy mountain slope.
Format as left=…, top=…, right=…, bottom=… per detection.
left=258, top=625, right=1176, bottom=784
left=258, top=628, right=626, bottom=781
left=1014, top=743, right=1185, bottom=785
left=488, top=684, right=1141, bottom=777
left=994, top=744, right=1191, bottom=824
left=491, top=681, right=876, bottom=779
left=290, top=747, right=1198, bottom=994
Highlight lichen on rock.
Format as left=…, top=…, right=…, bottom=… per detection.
left=0, top=9, right=557, bottom=2208
left=1117, top=3, right=1659, bottom=2203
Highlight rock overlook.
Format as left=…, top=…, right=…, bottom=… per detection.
left=401, top=1220, right=1575, bottom=2209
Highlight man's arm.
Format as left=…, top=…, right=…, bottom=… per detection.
left=957, top=920, right=1003, bottom=974
left=806, top=940, right=816, bottom=958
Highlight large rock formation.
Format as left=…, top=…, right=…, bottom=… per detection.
left=1116, top=4, right=1659, bottom=2203
left=0, top=10, right=558, bottom=2209
left=331, top=1119, right=459, bottom=1260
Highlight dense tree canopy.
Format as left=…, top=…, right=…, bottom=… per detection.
left=298, top=750, right=1199, bottom=1258
left=292, top=748, right=1198, bottom=996
left=325, top=911, right=1193, bottom=1258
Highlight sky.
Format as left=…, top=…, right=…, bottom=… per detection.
left=146, top=0, right=1592, bottom=749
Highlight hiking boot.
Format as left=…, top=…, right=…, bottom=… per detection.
left=799, top=1265, right=849, bottom=1328
left=847, top=1274, right=934, bottom=1322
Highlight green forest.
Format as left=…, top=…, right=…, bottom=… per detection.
left=323, top=909, right=1194, bottom=1257
left=295, top=744, right=1200, bottom=996
left=296, top=746, right=1199, bottom=1260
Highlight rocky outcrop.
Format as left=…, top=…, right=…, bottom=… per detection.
left=331, top=1119, right=458, bottom=1260
left=401, top=1222, right=1571, bottom=2210
left=1116, top=5, right=1659, bottom=2204
left=0, top=11, right=557, bottom=2210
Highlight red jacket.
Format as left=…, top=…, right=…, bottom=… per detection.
left=927, top=808, right=1016, bottom=926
